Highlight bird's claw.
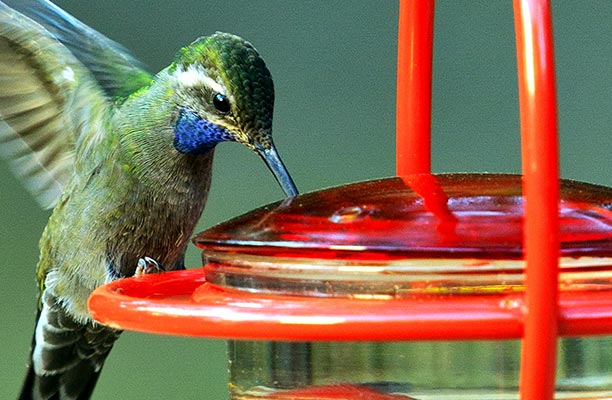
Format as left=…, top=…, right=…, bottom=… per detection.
left=134, top=256, right=165, bottom=277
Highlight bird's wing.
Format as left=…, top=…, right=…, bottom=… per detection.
left=0, top=1, right=153, bottom=209
left=4, top=0, right=153, bottom=100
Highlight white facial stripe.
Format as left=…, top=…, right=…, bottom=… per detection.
left=177, top=65, right=225, bottom=95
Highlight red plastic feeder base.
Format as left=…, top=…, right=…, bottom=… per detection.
left=89, top=174, right=612, bottom=341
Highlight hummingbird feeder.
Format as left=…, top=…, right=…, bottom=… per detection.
left=89, top=1, right=612, bottom=399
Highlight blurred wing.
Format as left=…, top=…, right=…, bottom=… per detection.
left=0, top=3, right=107, bottom=208
left=3, top=0, right=153, bottom=100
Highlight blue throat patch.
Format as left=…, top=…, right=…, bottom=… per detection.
left=173, top=109, right=233, bottom=154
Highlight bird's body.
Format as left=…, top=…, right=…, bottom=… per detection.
left=0, top=1, right=297, bottom=399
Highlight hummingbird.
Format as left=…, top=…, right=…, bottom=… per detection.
left=0, top=1, right=298, bottom=399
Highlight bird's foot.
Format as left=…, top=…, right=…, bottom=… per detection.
left=134, top=256, right=166, bottom=277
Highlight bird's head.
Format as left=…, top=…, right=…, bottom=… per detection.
left=169, top=32, right=297, bottom=196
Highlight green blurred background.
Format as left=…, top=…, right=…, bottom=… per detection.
left=2, top=1, right=612, bottom=399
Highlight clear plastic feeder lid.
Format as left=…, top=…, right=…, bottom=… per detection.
left=195, top=173, right=612, bottom=259
left=194, top=174, right=612, bottom=298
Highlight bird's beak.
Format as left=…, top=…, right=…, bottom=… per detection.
left=255, top=143, right=298, bottom=197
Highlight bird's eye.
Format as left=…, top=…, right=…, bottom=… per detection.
left=212, top=93, right=231, bottom=114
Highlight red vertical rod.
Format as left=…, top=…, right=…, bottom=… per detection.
left=396, top=0, right=434, bottom=175
left=513, top=1, right=560, bottom=399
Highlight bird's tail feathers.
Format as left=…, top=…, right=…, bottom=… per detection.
left=18, top=292, right=121, bottom=400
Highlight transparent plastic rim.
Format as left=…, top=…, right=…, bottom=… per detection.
left=203, top=251, right=612, bottom=297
